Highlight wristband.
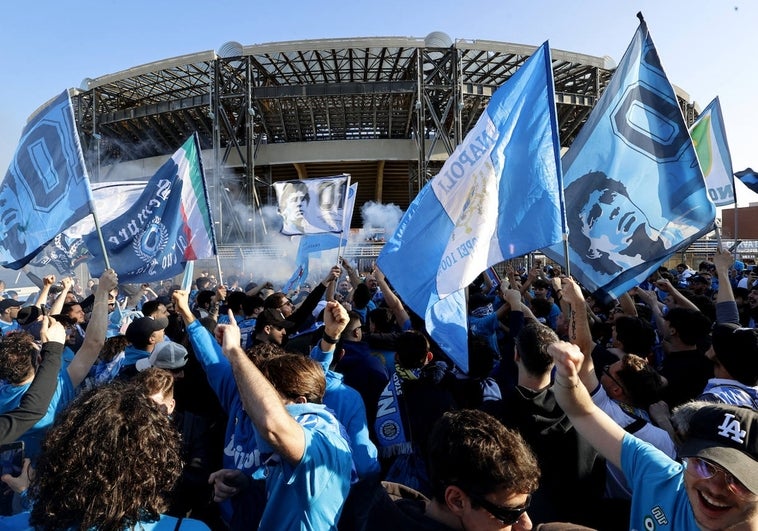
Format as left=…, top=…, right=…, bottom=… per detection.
left=322, top=332, right=340, bottom=345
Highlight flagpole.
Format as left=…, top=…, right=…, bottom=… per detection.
left=336, top=173, right=352, bottom=266
left=90, top=208, right=111, bottom=271
left=215, top=255, right=224, bottom=286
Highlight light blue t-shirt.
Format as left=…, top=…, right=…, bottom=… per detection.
left=256, top=403, right=354, bottom=531
left=621, top=433, right=698, bottom=530
left=0, top=512, right=210, bottom=530
left=0, top=368, right=75, bottom=458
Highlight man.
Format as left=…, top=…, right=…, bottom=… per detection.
left=277, top=180, right=310, bottom=235
left=368, top=409, right=539, bottom=530
left=561, top=277, right=676, bottom=514
left=566, top=171, right=669, bottom=275
left=118, top=315, right=170, bottom=378
left=494, top=320, right=604, bottom=527
left=135, top=340, right=189, bottom=378
left=0, top=299, right=21, bottom=335
left=0, top=270, right=117, bottom=458
left=549, top=340, right=758, bottom=531
left=658, top=307, right=714, bottom=408
left=250, top=308, right=294, bottom=347
left=214, top=309, right=354, bottom=530
left=335, top=310, right=389, bottom=427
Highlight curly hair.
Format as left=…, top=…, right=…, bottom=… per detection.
left=0, top=331, right=37, bottom=384
left=428, top=409, right=540, bottom=502
left=28, top=381, right=183, bottom=531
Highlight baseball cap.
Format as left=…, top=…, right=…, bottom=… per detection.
left=254, top=309, right=295, bottom=333
left=16, top=306, right=42, bottom=326
left=678, top=403, right=758, bottom=494
left=0, top=299, right=22, bottom=312
left=125, top=316, right=169, bottom=346
left=733, top=260, right=746, bottom=273
left=711, top=324, right=758, bottom=385
left=135, top=341, right=188, bottom=372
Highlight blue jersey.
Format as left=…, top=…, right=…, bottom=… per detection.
left=621, top=433, right=698, bottom=530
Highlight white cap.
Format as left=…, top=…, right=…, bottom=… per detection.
left=135, top=341, right=188, bottom=372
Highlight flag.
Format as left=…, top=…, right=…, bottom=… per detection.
left=378, top=41, right=564, bottom=373
left=283, top=183, right=358, bottom=292
left=273, top=175, right=349, bottom=235
left=0, top=90, right=94, bottom=269
left=543, top=15, right=716, bottom=299
left=735, top=168, right=758, bottom=195
left=690, top=97, right=734, bottom=206
left=85, top=134, right=217, bottom=283
left=26, top=181, right=147, bottom=277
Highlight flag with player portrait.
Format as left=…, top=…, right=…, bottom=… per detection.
left=543, top=14, right=716, bottom=299
left=273, top=175, right=349, bottom=236
left=378, top=41, right=564, bottom=373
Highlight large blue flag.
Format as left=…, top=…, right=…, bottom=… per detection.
left=543, top=15, right=716, bottom=299
left=0, top=91, right=94, bottom=269
left=690, top=97, right=734, bottom=207
left=378, top=41, right=564, bottom=373
left=85, top=135, right=216, bottom=283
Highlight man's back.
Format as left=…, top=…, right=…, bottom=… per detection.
left=497, top=385, right=605, bottom=527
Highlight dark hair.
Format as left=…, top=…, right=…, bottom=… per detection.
left=0, top=331, right=36, bottom=384
left=428, top=410, right=540, bottom=502
left=195, top=289, right=215, bottom=309
left=515, top=322, right=559, bottom=376
left=29, top=382, right=183, bottom=531
left=242, top=295, right=265, bottom=317
left=616, top=354, right=667, bottom=408
left=396, top=330, right=431, bottom=369
left=141, top=300, right=163, bottom=318
left=664, top=308, right=712, bottom=346
left=99, top=335, right=129, bottom=363
left=614, top=316, right=656, bottom=355
left=263, top=292, right=289, bottom=310
left=352, top=283, right=371, bottom=310
left=565, top=171, right=629, bottom=275
left=225, top=291, right=246, bottom=313
left=368, top=307, right=395, bottom=332
left=245, top=342, right=287, bottom=366
left=467, top=334, right=497, bottom=378
left=195, top=276, right=212, bottom=290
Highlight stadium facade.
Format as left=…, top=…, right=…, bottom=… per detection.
left=65, top=33, right=699, bottom=263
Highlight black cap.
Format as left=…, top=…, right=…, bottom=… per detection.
left=254, top=309, right=295, bottom=333
left=125, top=316, right=169, bottom=346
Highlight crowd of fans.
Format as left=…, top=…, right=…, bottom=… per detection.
left=0, top=247, right=756, bottom=530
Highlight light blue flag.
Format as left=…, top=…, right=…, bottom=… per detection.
left=84, top=135, right=214, bottom=283
left=0, top=91, right=94, bottom=269
left=690, top=97, right=734, bottom=207
left=543, top=15, right=716, bottom=299
left=378, top=41, right=564, bottom=373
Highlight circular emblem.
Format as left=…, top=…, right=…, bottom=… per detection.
left=380, top=420, right=400, bottom=441
left=133, top=218, right=169, bottom=262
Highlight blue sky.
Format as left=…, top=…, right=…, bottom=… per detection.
left=2, top=0, right=756, bottom=203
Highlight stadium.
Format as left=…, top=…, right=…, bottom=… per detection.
left=67, top=32, right=701, bottom=271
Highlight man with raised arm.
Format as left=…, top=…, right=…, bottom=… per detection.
left=549, top=340, right=758, bottom=531
left=217, top=308, right=354, bottom=530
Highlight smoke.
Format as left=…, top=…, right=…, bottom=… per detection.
left=209, top=192, right=407, bottom=289
left=360, top=201, right=403, bottom=238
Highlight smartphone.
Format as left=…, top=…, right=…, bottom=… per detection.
left=0, top=442, right=23, bottom=477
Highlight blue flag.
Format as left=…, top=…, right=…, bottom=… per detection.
left=283, top=183, right=358, bottom=292
left=543, top=16, right=716, bottom=299
left=378, top=42, right=564, bottom=373
left=85, top=135, right=215, bottom=283
left=0, top=91, right=94, bottom=269
left=735, top=168, right=758, bottom=195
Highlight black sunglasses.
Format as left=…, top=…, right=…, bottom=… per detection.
left=467, top=491, right=531, bottom=525
left=602, top=364, right=625, bottom=390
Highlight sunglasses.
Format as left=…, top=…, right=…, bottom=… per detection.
left=684, top=457, right=754, bottom=499
left=602, top=364, right=625, bottom=390
left=467, top=491, right=531, bottom=525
